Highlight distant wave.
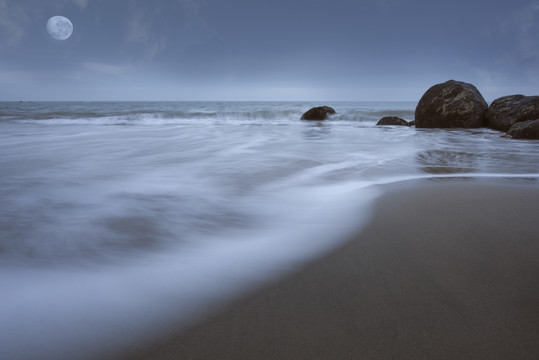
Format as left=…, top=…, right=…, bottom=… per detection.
left=8, top=110, right=417, bottom=125
left=0, top=101, right=417, bottom=125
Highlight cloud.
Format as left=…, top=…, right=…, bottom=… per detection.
left=126, top=6, right=167, bottom=61
left=496, top=1, right=539, bottom=82
left=82, top=61, right=131, bottom=75
left=0, top=0, right=30, bottom=47
left=177, top=0, right=199, bottom=14
left=0, top=69, right=34, bottom=84
left=376, top=0, right=390, bottom=9
left=127, top=9, right=151, bottom=44
left=72, top=0, right=88, bottom=9
left=506, top=1, right=539, bottom=61
left=125, top=0, right=207, bottom=61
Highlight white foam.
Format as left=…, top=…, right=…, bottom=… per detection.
left=0, top=182, right=380, bottom=360
left=2, top=172, right=537, bottom=359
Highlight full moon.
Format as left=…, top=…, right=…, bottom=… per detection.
left=47, top=16, right=73, bottom=40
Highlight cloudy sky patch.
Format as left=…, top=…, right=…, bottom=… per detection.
left=0, top=0, right=537, bottom=101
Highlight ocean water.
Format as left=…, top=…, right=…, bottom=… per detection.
left=1, top=101, right=538, bottom=359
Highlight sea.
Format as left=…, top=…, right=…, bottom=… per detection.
left=1, top=101, right=538, bottom=359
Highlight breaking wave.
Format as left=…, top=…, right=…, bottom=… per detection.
left=1, top=101, right=416, bottom=125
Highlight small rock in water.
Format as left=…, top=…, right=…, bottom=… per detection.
left=485, top=95, right=539, bottom=132
left=376, top=116, right=412, bottom=126
left=415, top=80, right=488, bottom=128
left=300, top=106, right=336, bottom=120
left=505, top=119, right=539, bottom=139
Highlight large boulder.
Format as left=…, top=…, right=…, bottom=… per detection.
left=300, top=106, right=336, bottom=120
left=376, top=116, right=412, bottom=126
left=484, top=95, right=539, bottom=132
left=415, top=80, right=488, bottom=128
left=505, top=119, right=539, bottom=139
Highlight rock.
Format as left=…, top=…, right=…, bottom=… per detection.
left=409, top=120, right=416, bottom=126
left=485, top=95, right=539, bottom=132
left=376, top=116, right=412, bottom=126
left=415, top=80, right=488, bottom=128
left=505, top=119, right=539, bottom=139
left=300, top=106, right=336, bottom=120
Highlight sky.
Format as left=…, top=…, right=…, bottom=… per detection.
left=0, top=0, right=538, bottom=101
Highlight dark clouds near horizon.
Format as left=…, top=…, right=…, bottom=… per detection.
left=1, top=0, right=538, bottom=101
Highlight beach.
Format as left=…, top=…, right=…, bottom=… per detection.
left=1, top=101, right=538, bottom=360
left=125, top=179, right=539, bottom=360
left=2, top=0, right=539, bottom=357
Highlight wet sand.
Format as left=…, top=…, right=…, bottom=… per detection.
left=124, top=180, right=539, bottom=360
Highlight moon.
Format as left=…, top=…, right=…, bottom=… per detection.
left=47, top=16, right=73, bottom=41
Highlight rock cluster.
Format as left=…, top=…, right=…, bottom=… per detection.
left=301, top=81, right=538, bottom=139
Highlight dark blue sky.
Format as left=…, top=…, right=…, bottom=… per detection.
left=1, top=0, right=538, bottom=101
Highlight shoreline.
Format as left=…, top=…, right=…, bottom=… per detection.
left=121, top=179, right=539, bottom=360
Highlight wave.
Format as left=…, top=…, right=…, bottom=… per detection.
left=1, top=172, right=537, bottom=360
left=8, top=110, right=301, bottom=125
left=11, top=110, right=416, bottom=125
left=1, top=101, right=417, bottom=125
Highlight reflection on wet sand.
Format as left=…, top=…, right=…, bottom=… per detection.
left=417, top=150, right=478, bottom=174
left=302, top=122, right=332, bottom=140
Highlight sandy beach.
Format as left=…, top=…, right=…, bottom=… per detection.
left=3, top=2, right=539, bottom=358
left=117, top=179, right=539, bottom=360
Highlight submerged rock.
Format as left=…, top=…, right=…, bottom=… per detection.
left=376, top=116, right=412, bottom=126
left=485, top=95, right=539, bottom=132
left=415, top=80, right=488, bottom=128
left=505, top=119, right=539, bottom=139
left=300, top=106, right=336, bottom=120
